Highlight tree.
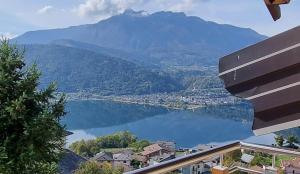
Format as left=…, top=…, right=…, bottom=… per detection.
left=74, top=161, right=123, bottom=174
left=130, top=159, right=141, bottom=169
left=275, top=135, right=284, bottom=147
left=250, top=152, right=272, bottom=167
left=286, top=135, right=298, bottom=148
left=101, top=162, right=123, bottom=174
left=129, top=140, right=150, bottom=152
left=0, top=40, right=66, bottom=173
left=74, top=161, right=103, bottom=174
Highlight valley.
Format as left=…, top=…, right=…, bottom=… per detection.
left=12, top=10, right=266, bottom=99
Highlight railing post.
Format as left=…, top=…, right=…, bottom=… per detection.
left=220, top=154, right=224, bottom=167
left=272, top=154, right=276, bottom=168
left=211, top=153, right=228, bottom=174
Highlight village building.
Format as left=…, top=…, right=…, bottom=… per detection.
left=91, top=151, right=134, bottom=172
left=91, top=152, right=113, bottom=164
left=141, top=144, right=164, bottom=158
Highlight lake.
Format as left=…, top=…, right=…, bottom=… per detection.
left=62, top=100, right=275, bottom=148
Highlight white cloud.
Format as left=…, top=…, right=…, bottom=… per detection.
left=37, top=5, right=54, bottom=14
left=75, top=0, right=146, bottom=20
left=169, top=0, right=209, bottom=12
left=0, top=32, right=18, bottom=39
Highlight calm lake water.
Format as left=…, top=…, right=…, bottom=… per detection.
left=62, top=100, right=275, bottom=148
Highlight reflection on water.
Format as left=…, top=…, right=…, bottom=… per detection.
left=63, top=100, right=258, bottom=147
left=62, top=100, right=168, bottom=129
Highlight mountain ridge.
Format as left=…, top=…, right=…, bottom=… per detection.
left=13, top=10, right=266, bottom=67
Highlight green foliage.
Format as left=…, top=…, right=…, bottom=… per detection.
left=275, top=135, right=284, bottom=147
left=130, top=159, right=141, bottom=169
left=74, top=161, right=102, bottom=174
left=129, top=140, right=151, bottom=152
left=286, top=135, right=298, bottom=148
left=74, top=161, right=123, bottom=174
left=97, top=131, right=136, bottom=148
left=223, top=150, right=242, bottom=167
left=70, top=131, right=146, bottom=157
left=102, top=162, right=123, bottom=174
left=250, top=153, right=272, bottom=167
left=0, top=40, right=66, bottom=173
left=275, top=155, right=294, bottom=167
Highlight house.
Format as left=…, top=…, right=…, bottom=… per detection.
left=182, top=160, right=214, bottom=174
left=156, top=141, right=176, bottom=153
left=141, top=144, right=163, bottom=158
left=281, top=157, right=300, bottom=174
left=112, top=152, right=134, bottom=172
left=91, top=152, right=113, bottom=163
left=91, top=151, right=134, bottom=172
left=141, top=142, right=176, bottom=158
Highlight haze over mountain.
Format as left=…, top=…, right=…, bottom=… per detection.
left=14, top=10, right=266, bottom=67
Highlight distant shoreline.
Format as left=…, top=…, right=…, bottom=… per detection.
left=65, top=92, right=240, bottom=110
left=67, top=97, right=203, bottom=110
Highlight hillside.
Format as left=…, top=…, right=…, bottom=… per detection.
left=22, top=44, right=182, bottom=95
left=14, top=10, right=266, bottom=67
left=50, top=39, right=158, bottom=68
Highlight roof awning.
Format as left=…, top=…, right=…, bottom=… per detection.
left=219, top=26, right=300, bottom=135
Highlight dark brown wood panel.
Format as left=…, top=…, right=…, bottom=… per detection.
left=221, top=46, right=300, bottom=89
left=252, top=84, right=300, bottom=112
left=219, top=26, right=300, bottom=135
left=225, top=64, right=300, bottom=97
left=227, top=71, right=300, bottom=98
left=219, top=26, right=300, bottom=73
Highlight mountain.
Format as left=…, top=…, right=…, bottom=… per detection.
left=50, top=39, right=158, bottom=68
left=22, top=44, right=182, bottom=95
left=13, top=10, right=266, bottom=67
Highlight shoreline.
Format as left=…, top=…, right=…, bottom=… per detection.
left=67, top=97, right=204, bottom=110
left=65, top=93, right=238, bottom=110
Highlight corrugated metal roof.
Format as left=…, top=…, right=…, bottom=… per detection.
left=241, top=153, right=254, bottom=163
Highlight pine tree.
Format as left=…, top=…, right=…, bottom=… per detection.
left=0, top=40, right=66, bottom=173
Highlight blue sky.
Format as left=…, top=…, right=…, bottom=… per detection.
left=0, top=0, right=299, bottom=38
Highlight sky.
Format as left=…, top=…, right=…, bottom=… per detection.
left=0, top=0, right=299, bottom=38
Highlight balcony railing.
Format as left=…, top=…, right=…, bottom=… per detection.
left=125, top=141, right=300, bottom=174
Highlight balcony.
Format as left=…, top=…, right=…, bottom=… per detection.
left=125, top=141, right=300, bottom=174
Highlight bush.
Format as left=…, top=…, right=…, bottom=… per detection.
left=74, top=161, right=123, bottom=174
